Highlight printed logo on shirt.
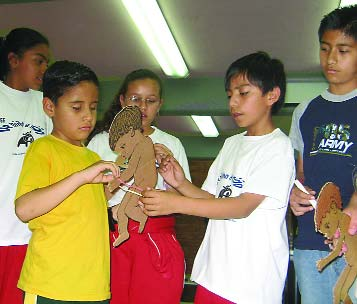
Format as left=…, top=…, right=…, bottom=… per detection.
left=17, top=131, right=34, bottom=147
left=0, top=120, right=45, bottom=135
left=218, top=185, right=232, bottom=198
left=218, top=172, right=245, bottom=189
left=310, top=122, right=353, bottom=157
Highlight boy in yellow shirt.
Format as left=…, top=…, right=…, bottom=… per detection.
left=15, top=60, right=119, bottom=303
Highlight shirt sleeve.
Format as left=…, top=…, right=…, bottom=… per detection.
left=201, top=146, right=224, bottom=195
left=289, top=100, right=310, bottom=155
left=243, top=138, right=295, bottom=209
left=16, top=140, right=51, bottom=199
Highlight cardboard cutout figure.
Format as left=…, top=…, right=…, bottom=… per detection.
left=108, top=105, right=157, bottom=247
left=314, top=182, right=357, bottom=304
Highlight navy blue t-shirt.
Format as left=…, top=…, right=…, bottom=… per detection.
left=295, top=94, right=357, bottom=250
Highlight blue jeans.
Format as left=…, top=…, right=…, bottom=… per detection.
left=294, top=249, right=357, bottom=304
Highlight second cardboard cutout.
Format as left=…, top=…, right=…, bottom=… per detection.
left=314, top=182, right=357, bottom=304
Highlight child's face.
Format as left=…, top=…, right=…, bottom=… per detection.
left=227, top=74, right=275, bottom=136
left=45, top=81, right=98, bottom=146
left=120, top=78, right=162, bottom=135
left=114, top=130, right=140, bottom=159
left=8, top=43, right=50, bottom=91
left=320, top=29, right=357, bottom=94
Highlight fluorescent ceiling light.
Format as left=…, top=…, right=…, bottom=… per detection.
left=122, top=0, right=189, bottom=78
left=191, top=116, right=219, bottom=137
left=339, top=0, right=357, bottom=7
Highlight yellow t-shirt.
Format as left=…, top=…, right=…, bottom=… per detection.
left=16, top=135, right=110, bottom=301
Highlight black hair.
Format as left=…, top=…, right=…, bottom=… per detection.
left=42, top=60, right=99, bottom=104
left=89, top=69, right=163, bottom=140
left=319, top=5, right=357, bottom=41
left=0, top=27, right=49, bottom=81
left=224, top=51, right=286, bottom=114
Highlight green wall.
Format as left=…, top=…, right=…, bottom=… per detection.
left=98, top=76, right=328, bottom=158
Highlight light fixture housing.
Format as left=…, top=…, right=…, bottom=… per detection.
left=339, top=0, right=357, bottom=7
left=191, top=116, right=219, bottom=137
left=122, top=0, right=189, bottom=78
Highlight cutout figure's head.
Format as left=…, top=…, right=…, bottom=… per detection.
left=314, top=182, right=342, bottom=238
left=109, top=105, right=142, bottom=151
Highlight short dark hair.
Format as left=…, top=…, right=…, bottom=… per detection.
left=43, top=60, right=99, bottom=104
left=118, top=69, right=163, bottom=99
left=0, top=27, right=49, bottom=80
left=224, top=51, right=286, bottom=114
left=319, top=5, right=357, bottom=41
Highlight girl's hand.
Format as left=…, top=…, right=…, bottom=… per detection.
left=289, top=184, right=316, bottom=216
left=141, top=189, right=179, bottom=216
left=154, top=143, right=173, bottom=165
left=343, top=191, right=357, bottom=235
left=80, top=161, right=119, bottom=184
left=159, top=156, right=185, bottom=188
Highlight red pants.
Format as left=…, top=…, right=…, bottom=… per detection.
left=0, top=245, right=27, bottom=304
left=109, top=217, right=184, bottom=304
left=194, top=285, right=236, bottom=304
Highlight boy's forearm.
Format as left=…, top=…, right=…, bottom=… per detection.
left=15, top=172, right=85, bottom=222
left=176, top=193, right=263, bottom=219
left=296, top=154, right=304, bottom=182
left=176, top=178, right=213, bottom=199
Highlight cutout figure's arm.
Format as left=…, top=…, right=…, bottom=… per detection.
left=317, top=237, right=344, bottom=271
left=120, top=149, right=140, bottom=182
left=317, top=212, right=349, bottom=272
left=107, top=151, right=139, bottom=193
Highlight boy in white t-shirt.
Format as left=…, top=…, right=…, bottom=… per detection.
left=142, top=51, right=295, bottom=304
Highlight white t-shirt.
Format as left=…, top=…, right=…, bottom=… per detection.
left=191, top=128, right=295, bottom=304
left=87, top=126, right=191, bottom=206
left=0, top=81, right=52, bottom=246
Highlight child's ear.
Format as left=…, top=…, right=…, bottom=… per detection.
left=8, top=52, right=19, bottom=69
left=43, top=97, right=55, bottom=117
left=266, top=87, right=281, bottom=106
left=119, top=95, right=126, bottom=108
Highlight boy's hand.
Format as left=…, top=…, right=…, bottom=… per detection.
left=289, top=185, right=316, bottom=216
left=80, top=161, right=119, bottom=184
left=159, top=155, right=185, bottom=188
left=154, top=143, right=173, bottom=165
left=141, top=189, right=179, bottom=216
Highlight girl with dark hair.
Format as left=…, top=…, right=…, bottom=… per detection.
left=88, top=69, right=191, bottom=304
left=0, top=27, right=51, bottom=304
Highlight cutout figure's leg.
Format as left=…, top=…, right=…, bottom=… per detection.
left=125, top=198, right=148, bottom=233
left=341, top=267, right=357, bottom=303
left=334, top=267, right=349, bottom=304
left=113, top=195, right=130, bottom=247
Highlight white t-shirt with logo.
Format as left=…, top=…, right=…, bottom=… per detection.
left=191, top=128, right=295, bottom=304
left=0, top=81, right=52, bottom=246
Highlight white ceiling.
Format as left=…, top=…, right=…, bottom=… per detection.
left=0, top=0, right=338, bottom=138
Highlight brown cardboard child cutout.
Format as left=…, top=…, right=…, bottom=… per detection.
left=108, top=105, right=157, bottom=247
left=314, top=182, right=357, bottom=304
